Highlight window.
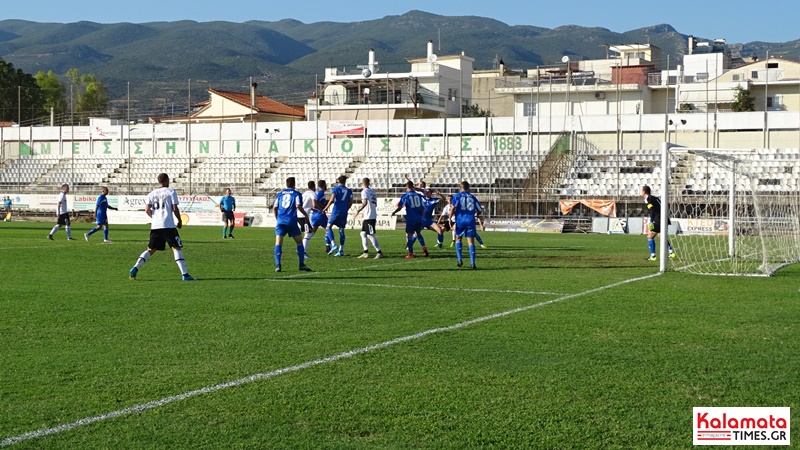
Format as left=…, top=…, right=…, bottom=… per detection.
left=767, top=97, right=774, bottom=108
left=523, top=102, right=536, bottom=117
left=732, top=74, right=741, bottom=81
left=751, top=71, right=759, bottom=79
left=767, top=62, right=779, bottom=69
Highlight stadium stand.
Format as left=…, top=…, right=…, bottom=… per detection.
left=349, top=155, right=440, bottom=189
left=4, top=147, right=798, bottom=199
left=260, top=156, right=358, bottom=190
left=106, top=155, right=192, bottom=190
left=0, top=156, right=61, bottom=187
left=434, top=154, right=541, bottom=187
left=38, top=156, right=126, bottom=187
left=560, top=148, right=663, bottom=196
left=190, top=156, right=278, bottom=186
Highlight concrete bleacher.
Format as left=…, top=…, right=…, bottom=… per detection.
left=106, top=155, right=192, bottom=188
left=38, top=156, right=126, bottom=187
left=6, top=148, right=797, bottom=198
left=434, top=154, right=540, bottom=187
left=561, top=148, right=663, bottom=196
left=0, top=156, right=61, bottom=186
left=558, top=147, right=800, bottom=196
left=261, top=156, right=356, bottom=190
left=349, top=155, right=439, bottom=189
left=680, top=148, right=800, bottom=194
left=191, top=156, right=278, bottom=186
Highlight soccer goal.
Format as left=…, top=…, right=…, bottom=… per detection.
left=660, top=143, right=800, bottom=276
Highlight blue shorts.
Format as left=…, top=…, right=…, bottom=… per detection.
left=95, top=215, right=108, bottom=226
left=275, top=222, right=301, bottom=238
left=456, top=225, right=478, bottom=239
left=311, top=213, right=328, bottom=228
left=422, top=218, right=435, bottom=229
left=328, top=214, right=347, bottom=229
left=405, top=220, right=423, bottom=235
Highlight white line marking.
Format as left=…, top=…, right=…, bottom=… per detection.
left=267, top=278, right=562, bottom=296
left=278, top=258, right=429, bottom=279
left=0, top=272, right=660, bottom=447
left=0, top=244, right=76, bottom=251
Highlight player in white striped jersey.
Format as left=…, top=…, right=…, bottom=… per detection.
left=129, top=173, right=194, bottom=281
left=299, top=181, right=317, bottom=258
left=437, top=195, right=456, bottom=247
left=48, top=184, right=74, bottom=240
left=353, top=178, right=384, bottom=258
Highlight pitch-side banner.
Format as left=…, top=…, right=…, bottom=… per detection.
left=329, top=121, right=366, bottom=136
left=248, top=214, right=397, bottom=231
left=560, top=199, right=617, bottom=217
left=484, top=218, right=564, bottom=233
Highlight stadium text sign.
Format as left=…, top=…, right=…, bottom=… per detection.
left=484, top=218, right=564, bottom=233
left=693, top=407, right=790, bottom=445
left=328, top=121, right=366, bottom=136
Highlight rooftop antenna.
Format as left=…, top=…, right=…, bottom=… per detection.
left=492, top=54, right=499, bottom=70
left=437, top=27, right=441, bottom=51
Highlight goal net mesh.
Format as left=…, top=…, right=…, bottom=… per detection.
left=665, top=146, right=800, bottom=276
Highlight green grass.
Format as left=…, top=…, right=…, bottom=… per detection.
left=1, top=222, right=798, bottom=449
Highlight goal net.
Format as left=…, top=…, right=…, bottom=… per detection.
left=661, top=144, right=800, bottom=276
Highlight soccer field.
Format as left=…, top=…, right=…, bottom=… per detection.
left=1, top=223, right=798, bottom=449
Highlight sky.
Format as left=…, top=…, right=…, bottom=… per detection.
left=3, top=0, right=799, bottom=44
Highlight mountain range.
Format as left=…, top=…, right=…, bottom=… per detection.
left=1, top=10, right=799, bottom=116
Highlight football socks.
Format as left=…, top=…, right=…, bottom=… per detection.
left=173, top=249, right=188, bottom=274
left=274, top=244, right=282, bottom=267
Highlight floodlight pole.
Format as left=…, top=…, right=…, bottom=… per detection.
left=728, top=162, right=736, bottom=257
left=659, top=141, right=670, bottom=272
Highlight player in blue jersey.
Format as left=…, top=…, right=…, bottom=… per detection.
left=451, top=181, right=483, bottom=269
left=474, top=215, right=488, bottom=249
left=301, top=180, right=330, bottom=258
left=306, top=180, right=330, bottom=254
left=220, top=188, right=236, bottom=239
left=84, top=187, right=118, bottom=243
left=391, top=181, right=428, bottom=258
left=273, top=177, right=312, bottom=272
left=322, top=175, right=353, bottom=256
left=410, top=188, right=446, bottom=249
left=404, top=173, right=431, bottom=196
left=4, top=196, right=13, bottom=221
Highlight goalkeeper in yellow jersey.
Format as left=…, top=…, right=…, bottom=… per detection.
left=642, top=185, right=675, bottom=261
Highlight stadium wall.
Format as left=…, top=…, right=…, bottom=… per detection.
left=2, top=112, right=799, bottom=159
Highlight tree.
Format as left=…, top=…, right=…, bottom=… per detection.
left=463, top=103, right=493, bottom=118
left=0, top=57, right=46, bottom=124
left=731, top=86, right=755, bottom=112
left=66, top=68, right=109, bottom=123
left=34, top=70, right=67, bottom=118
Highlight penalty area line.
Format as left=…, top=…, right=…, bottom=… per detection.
left=267, top=278, right=562, bottom=296
left=0, top=272, right=661, bottom=447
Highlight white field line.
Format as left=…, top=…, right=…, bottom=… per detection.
left=0, top=244, right=77, bottom=251
left=0, top=272, right=661, bottom=447
left=278, top=258, right=428, bottom=279
left=267, top=278, right=561, bottom=296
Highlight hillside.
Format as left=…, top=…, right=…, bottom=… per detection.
left=1, top=11, right=798, bottom=117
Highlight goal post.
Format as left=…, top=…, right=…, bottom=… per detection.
left=660, top=143, right=800, bottom=276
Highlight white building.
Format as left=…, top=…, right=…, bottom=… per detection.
left=308, top=42, right=474, bottom=121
